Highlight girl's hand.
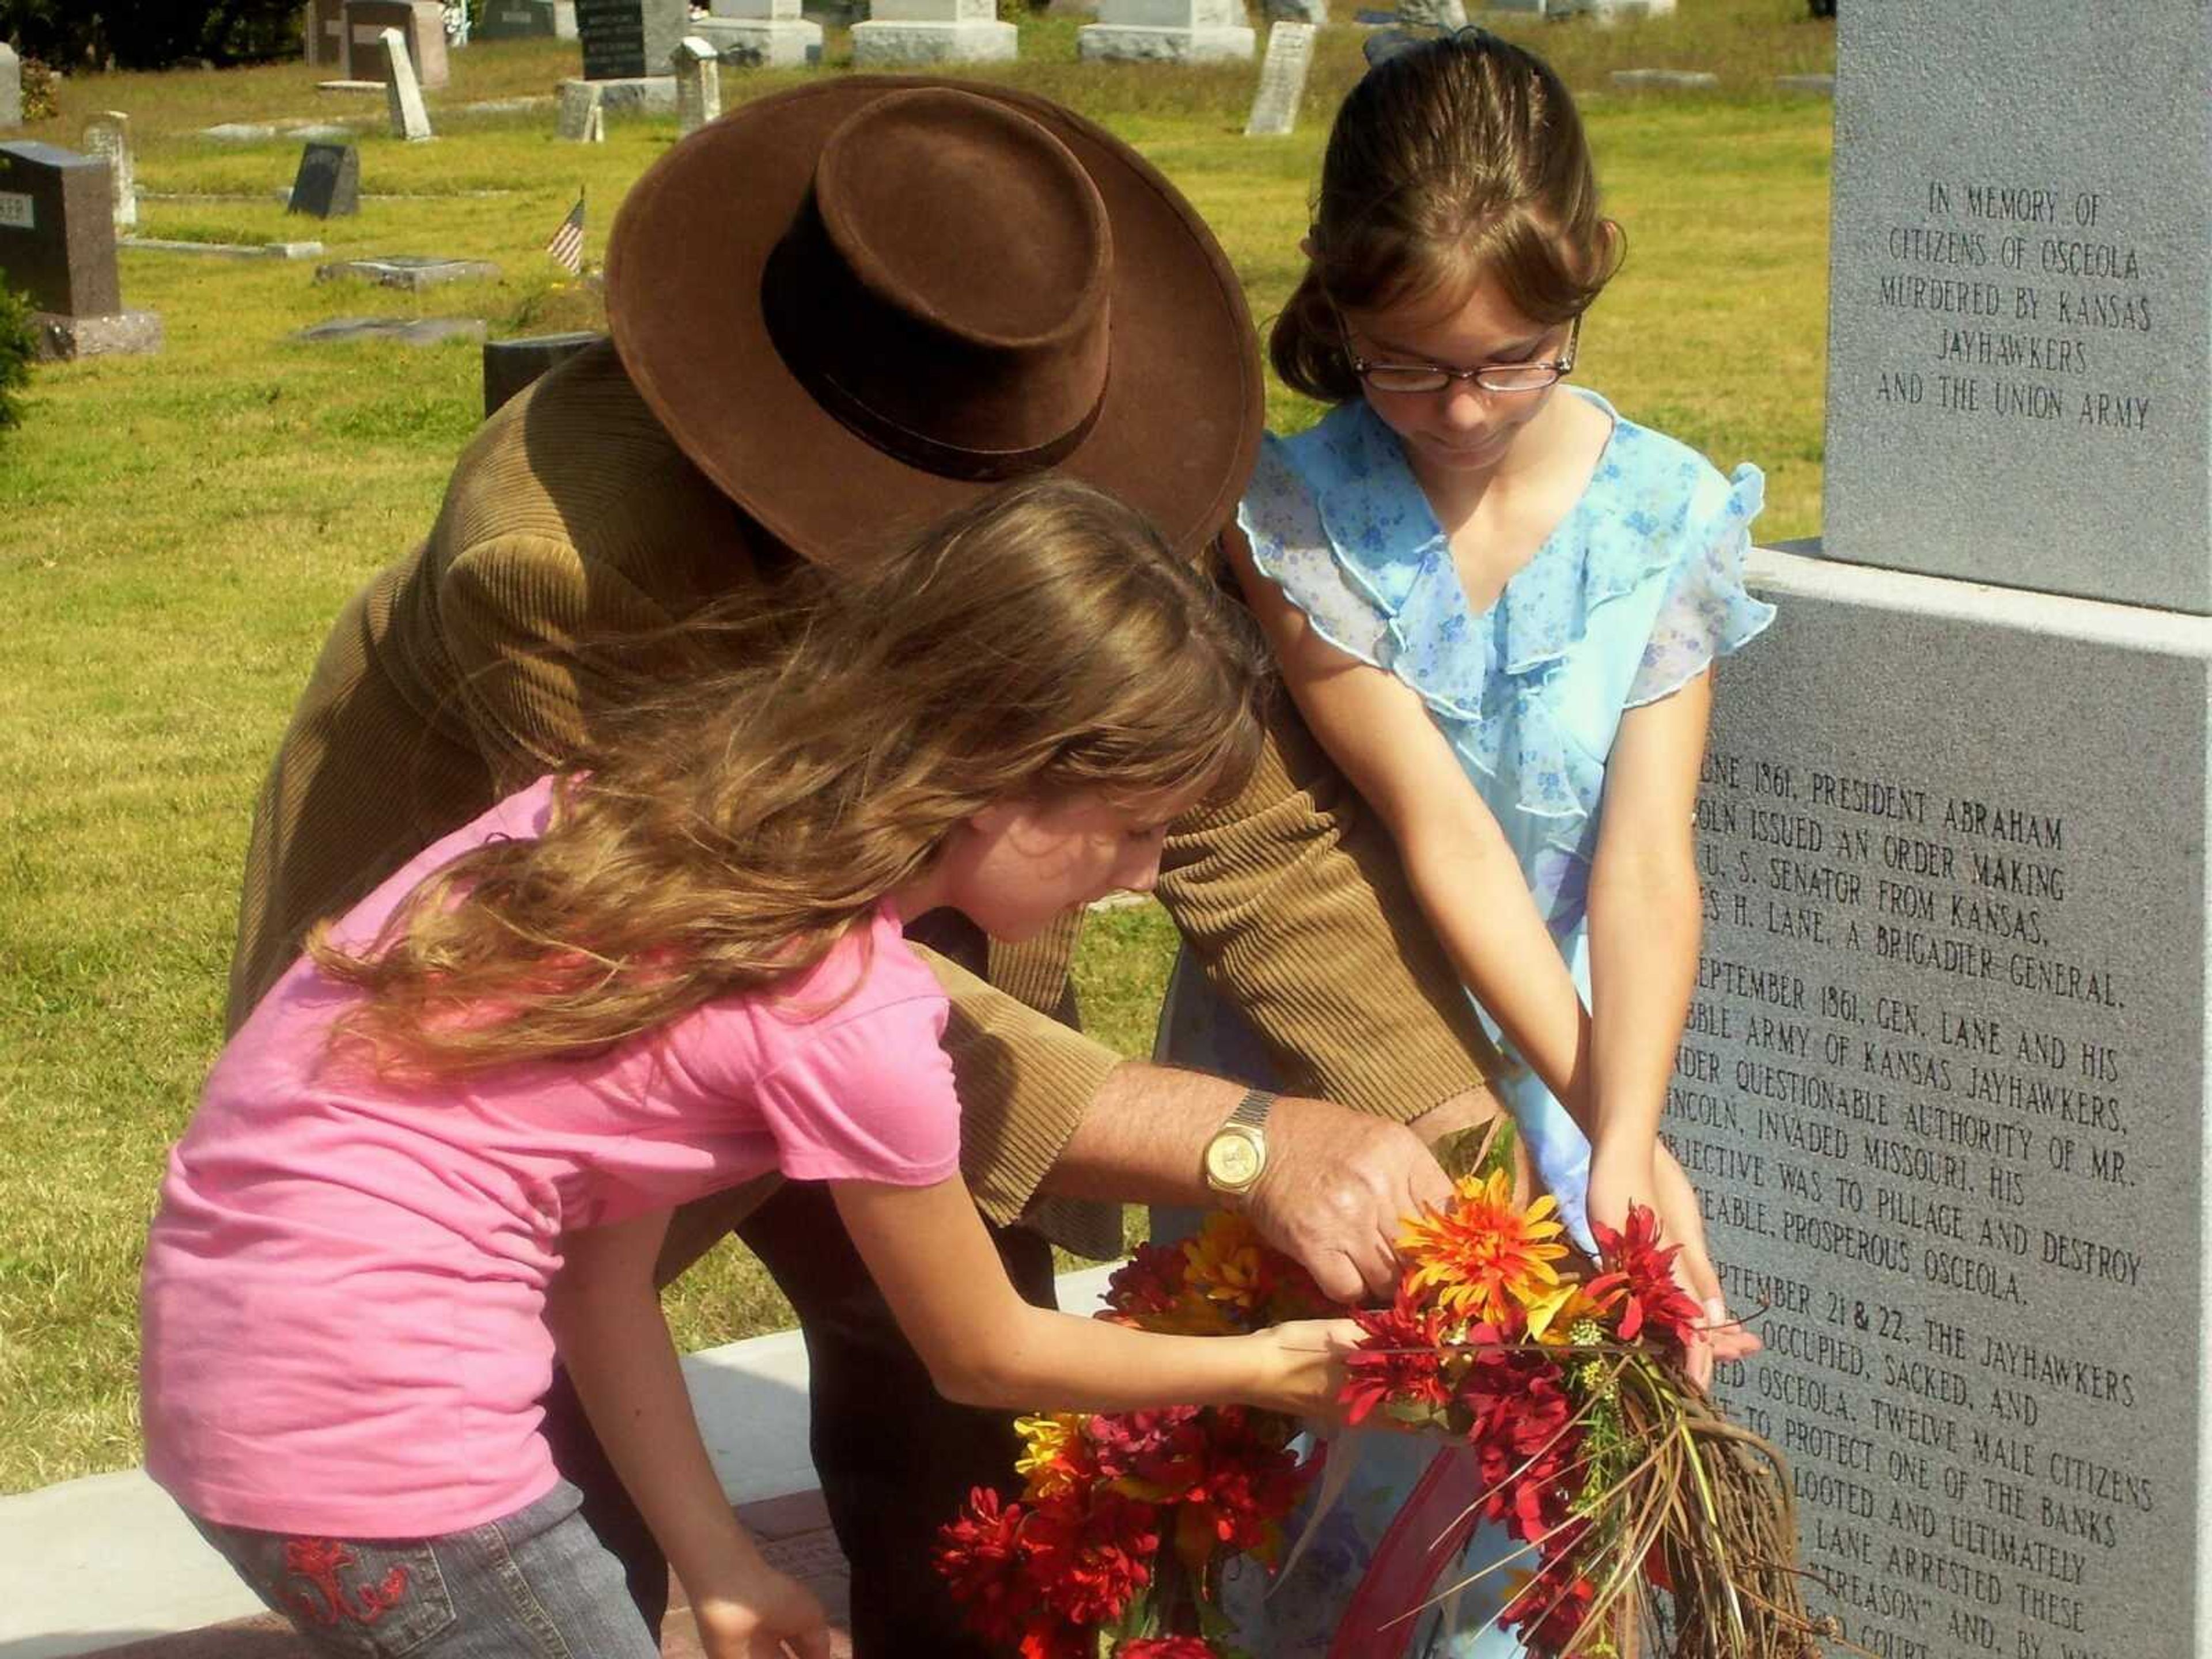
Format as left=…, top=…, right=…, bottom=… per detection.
left=1651, top=1141, right=1763, bottom=1373
left=692, top=1568, right=832, bottom=1659
left=1255, top=1316, right=1365, bottom=1421
left=1588, top=1145, right=1718, bottom=1391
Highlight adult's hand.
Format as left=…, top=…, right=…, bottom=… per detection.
left=1244, top=1095, right=1455, bottom=1304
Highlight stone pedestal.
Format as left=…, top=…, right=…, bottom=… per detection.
left=851, top=0, right=1016, bottom=66
left=699, top=0, right=824, bottom=68
left=343, top=0, right=449, bottom=88
left=30, top=308, right=164, bottom=361
left=1078, top=0, right=1253, bottom=63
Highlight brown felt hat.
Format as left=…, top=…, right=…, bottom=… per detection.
left=604, top=78, right=1263, bottom=569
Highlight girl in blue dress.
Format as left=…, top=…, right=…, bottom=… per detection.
left=1224, top=28, right=1771, bottom=1656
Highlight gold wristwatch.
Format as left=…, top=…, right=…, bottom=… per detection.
left=1201, top=1088, right=1277, bottom=1199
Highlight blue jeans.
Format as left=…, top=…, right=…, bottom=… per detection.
left=189, top=1480, right=658, bottom=1658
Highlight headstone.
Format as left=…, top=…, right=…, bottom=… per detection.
left=475, top=0, right=579, bottom=37
left=81, top=113, right=135, bottom=233
left=306, top=0, right=349, bottom=66
left=295, top=316, right=488, bottom=346
left=483, top=329, right=604, bottom=415
left=1262, top=0, right=1324, bottom=22
left=555, top=79, right=607, bottom=141
left=1390, top=0, right=1464, bottom=29
left=1821, top=3, right=2209, bottom=613
left=672, top=36, right=721, bottom=137
left=1666, top=9, right=2212, bottom=1659
left=315, top=253, right=500, bottom=290
left=344, top=0, right=450, bottom=88
left=120, top=236, right=323, bottom=259
left=1243, top=21, right=1316, bottom=138
left=200, top=123, right=279, bottom=142
left=287, top=142, right=361, bottom=218
left=1076, top=0, right=1252, bottom=63
left=576, top=0, right=687, bottom=78
left=698, top=0, right=823, bottom=69
left=379, top=27, right=435, bottom=142
left=0, top=43, right=20, bottom=130
left=0, top=141, right=162, bottom=359
left=851, top=0, right=1017, bottom=66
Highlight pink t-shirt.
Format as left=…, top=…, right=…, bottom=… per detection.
left=142, top=778, right=960, bottom=1536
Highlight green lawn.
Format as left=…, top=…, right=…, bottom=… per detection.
left=0, top=0, right=1832, bottom=1491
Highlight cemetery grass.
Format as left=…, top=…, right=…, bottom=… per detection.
left=0, top=0, right=1830, bottom=1493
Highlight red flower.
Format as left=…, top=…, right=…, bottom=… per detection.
left=1341, top=1289, right=1453, bottom=1426
left=1088, top=1406, right=1211, bottom=1498
left=1104, top=1243, right=1190, bottom=1325
left=1022, top=1491, right=1160, bottom=1626
left=1174, top=1406, right=1313, bottom=1560
left=934, top=1488, right=1048, bottom=1649
left=1588, top=1204, right=1704, bottom=1356
left=1116, top=1638, right=1222, bottom=1658
left=1504, top=1563, right=1599, bottom=1653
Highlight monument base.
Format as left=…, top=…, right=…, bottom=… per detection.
left=850, top=18, right=1017, bottom=64
left=1076, top=22, right=1255, bottom=59
left=691, top=16, right=824, bottom=67
left=32, top=309, right=164, bottom=362
left=578, top=75, right=679, bottom=114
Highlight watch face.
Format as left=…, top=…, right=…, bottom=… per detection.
left=1206, top=1131, right=1262, bottom=1190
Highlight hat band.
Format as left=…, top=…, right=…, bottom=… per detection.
left=762, top=205, right=1109, bottom=483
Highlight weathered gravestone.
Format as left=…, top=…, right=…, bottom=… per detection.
left=0, top=141, right=162, bottom=359
left=0, top=43, right=21, bottom=130
left=306, top=0, right=349, bottom=66
left=851, top=0, right=1016, bottom=66
left=1671, top=6, right=2212, bottom=1658
left=1261, top=0, right=1324, bottom=23
left=1077, top=0, right=1252, bottom=63
left=483, top=329, right=604, bottom=416
left=344, top=0, right=450, bottom=88
left=476, top=0, right=580, bottom=38
left=316, top=254, right=500, bottom=290
left=1820, top=3, right=2209, bottom=613
left=555, top=78, right=607, bottom=141
left=379, top=27, right=435, bottom=142
left=1390, top=0, right=1465, bottom=29
left=1243, top=21, right=1316, bottom=138
left=575, top=0, right=685, bottom=103
left=697, top=0, right=823, bottom=69
left=672, top=37, right=720, bottom=137
left=81, top=113, right=135, bottom=233
left=288, top=142, right=361, bottom=218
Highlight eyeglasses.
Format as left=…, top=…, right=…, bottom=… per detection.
left=1339, top=312, right=1582, bottom=396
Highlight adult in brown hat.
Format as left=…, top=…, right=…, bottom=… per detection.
left=228, top=80, right=1514, bottom=1654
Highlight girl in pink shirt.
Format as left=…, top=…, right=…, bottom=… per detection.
left=142, top=478, right=1359, bottom=1659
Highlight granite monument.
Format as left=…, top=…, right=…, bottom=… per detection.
left=0, top=141, right=162, bottom=359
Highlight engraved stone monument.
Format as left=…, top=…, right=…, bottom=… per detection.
left=1077, top=0, right=1253, bottom=62
left=698, top=0, right=823, bottom=69
left=476, top=0, right=579, bottom=38
left=1675, top=6, right=2212, bottom=1659
left=287, top=142, right=361, bottom=218
left=1243, top=21, right=1316, bottom=138
left=306, top=0, right=349, bottom=65
left=0, top=44, right=19, bottom=130
left=672, top=37, right=720, bottom=137
left=344, top=0, right=450, bottom=88
left=1821, top=6, right=2209, bottom=613
left=850, top=0, right=1017, bottom=67
left=380, top=28, right=435, bottom=142
left=555, top=78, right=607, bottom=141
left=0, top=141, right=162, bottom=359
left=81, top=113, right=135, bottom=233
left=575, top=0, right=685, bottom=105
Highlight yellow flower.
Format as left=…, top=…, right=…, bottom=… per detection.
left=1398, top=1169, right=1569, bottom=1327
left=1013, top=1412, right=1090, bottom=1498
left=1522, top=1279, right=1622, bottom=1346
left=1179, top=1211, right=1270, bottom=1323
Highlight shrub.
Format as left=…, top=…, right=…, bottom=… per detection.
left=0, top=285, right=36, bottom=432
left=1, top=0, right=302, bottom=70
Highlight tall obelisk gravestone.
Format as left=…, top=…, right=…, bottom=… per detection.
left=1685, top=5, right=2210, bottom=1658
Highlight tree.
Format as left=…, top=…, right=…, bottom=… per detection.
left=1, top=0, right=303, bottom=70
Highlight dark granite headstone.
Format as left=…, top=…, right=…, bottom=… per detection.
left=0, top=141, right=120, bottom=317
left=306, top=0, right=349, bottom=66
left=576, top=0, right=687, bottom=80
left=483, top=330, right=604, bottom=416
left=343, top=0, right=450, bottom=88
left=287, top=142, right=361, bottom=219
left=477, top=0, right=579, bottom=37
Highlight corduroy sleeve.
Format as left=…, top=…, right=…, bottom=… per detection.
left=434, top=533, right=683, bottom=784
left=1156, top=685, right=1503, bottom=1122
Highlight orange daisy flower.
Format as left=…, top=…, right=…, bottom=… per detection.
left=1398, top=1169, right=1569, bottom=1326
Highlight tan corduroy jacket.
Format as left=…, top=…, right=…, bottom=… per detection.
left=229, top=342, right=1499, bottom=1266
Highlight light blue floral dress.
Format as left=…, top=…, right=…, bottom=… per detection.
left=1219, top=388, right=1773, bottom=1658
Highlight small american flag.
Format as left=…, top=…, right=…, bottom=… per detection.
left=546, top=191, right=585, bottom=275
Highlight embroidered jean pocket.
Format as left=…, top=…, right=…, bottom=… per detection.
left=199, top=1522, right=457, bottom=1657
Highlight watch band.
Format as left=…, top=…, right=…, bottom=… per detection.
left=1226, top=1088, right=1277, bottom=1131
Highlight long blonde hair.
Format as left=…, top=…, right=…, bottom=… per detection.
left=1272, top=29, right=1624, bottom=403
left=313, top=476, right=1268, bottom=1077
